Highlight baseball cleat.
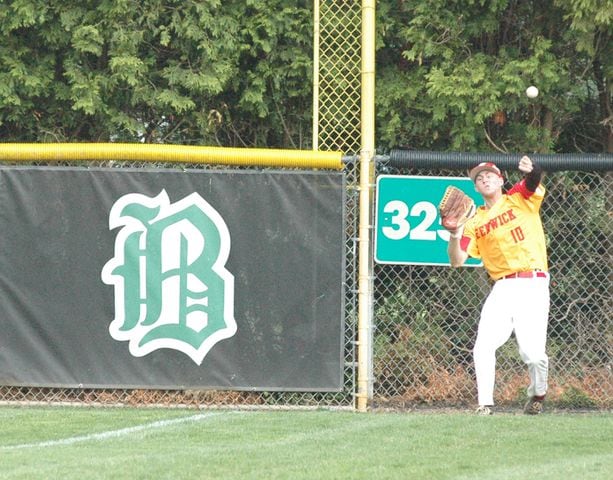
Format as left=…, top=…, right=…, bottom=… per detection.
left=523, top=396, right=545, bottom=415
left=475, top=405, right=493, bottom=416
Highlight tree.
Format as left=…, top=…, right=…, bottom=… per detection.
left=0, top=0, right=313, bottom=147
left=0, top=1, right=609, bottom=153
left=376, top=0, right=611, bottom=153
left=554, top=0, right=612, bottom=152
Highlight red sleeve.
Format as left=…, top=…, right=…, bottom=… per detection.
left=507, top=179, right=535, bottom=199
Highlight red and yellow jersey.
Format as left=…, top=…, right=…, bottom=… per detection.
left=460, top=180, right=548, bottom=280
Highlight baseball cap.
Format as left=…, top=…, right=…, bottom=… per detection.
left=469, top=162, right=503, bottom=182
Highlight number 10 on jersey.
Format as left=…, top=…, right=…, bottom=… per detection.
left=374, top=175, right=482, bottom=266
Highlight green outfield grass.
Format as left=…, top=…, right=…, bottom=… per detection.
left=0, top=406, right=611, bottom=479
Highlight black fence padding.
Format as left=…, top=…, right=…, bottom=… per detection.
left=386, top=150, right=613, bottom=172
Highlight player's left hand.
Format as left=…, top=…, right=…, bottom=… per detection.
left=518, top=155, right=533, bottom=174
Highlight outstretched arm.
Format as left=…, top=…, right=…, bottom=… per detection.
left=519, top=155, right=542, bottom=192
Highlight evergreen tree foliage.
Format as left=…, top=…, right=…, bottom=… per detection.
left=0, top=0, right=313, bottom=146
left=0, top=0, right=609, bottom=152
left=376, top=0, right=611, bottom=153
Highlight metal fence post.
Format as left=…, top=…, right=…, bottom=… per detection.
left=356, top=0, right=376, bottom=411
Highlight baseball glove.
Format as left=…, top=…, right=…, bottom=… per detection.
left=438, top=186, right=476, bottom=231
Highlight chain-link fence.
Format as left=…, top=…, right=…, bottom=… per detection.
left=372, top=164, right=612, bottom=410
left=2, top=0, right=610, bottom=411
left=314, top=0, right=361, bottom=154
left=1, top=0, right=366, bottom=410
left=1, top=160, right=610, bottom=411
left=0, top=159, right=359, bottom=409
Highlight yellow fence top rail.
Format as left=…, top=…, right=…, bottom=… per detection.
left=0, top=143, right=344, bottom=170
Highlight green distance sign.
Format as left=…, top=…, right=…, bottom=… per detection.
left=375, top=175, right=483, bottom=266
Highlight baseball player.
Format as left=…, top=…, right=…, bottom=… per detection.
left=446, top=156, right=550, bottom=415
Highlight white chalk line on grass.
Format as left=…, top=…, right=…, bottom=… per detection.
left=1, top=411, right=230, bottom=451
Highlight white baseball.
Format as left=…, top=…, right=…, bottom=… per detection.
left=526, top=86, right=539, bottom=98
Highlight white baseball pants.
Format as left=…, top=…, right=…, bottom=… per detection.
left=473, top=275, right=550, bottom=406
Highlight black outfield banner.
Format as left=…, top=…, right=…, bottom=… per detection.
left=0, top=167, right=345, bottom=391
